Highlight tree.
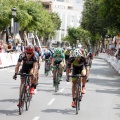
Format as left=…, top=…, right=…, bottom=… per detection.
left=99, top=0, right=120, bottom=32
left=63, top=27, right=91, bottom=47
left=81, top=0, right=108, bottom=48
left=0, top=0, right=61, bottom=40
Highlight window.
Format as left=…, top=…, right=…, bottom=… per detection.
left=58, top=5, right=65, bottom=9
left=57, top=0, right=64, bottom=2
left=68, top=6, right=73, bottom=10
left=76, top=0, right=81, bottom=3
left=43, top=4, right=49, bottom=9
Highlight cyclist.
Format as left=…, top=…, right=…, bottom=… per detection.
left=42, top=49, right=52, bottom=73
left=81, top=48, right=86, bottom=57
left=51, top=47, right=65, bottom=85
left=48, top=47, right=55, bottom=57
left=64, top=47, right=72, bottom=71
left=87, top=52, right=93, bottom=68
left=66, top=48, right=89, bottom=107
left=13, top=45, right=38, bottom=105
left=71, top=47, right=76, bottom=57
left=34, top=45, right=41, bottom=93
left=84, top=49, right=88, bottom=57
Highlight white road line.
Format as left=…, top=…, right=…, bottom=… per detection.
left=48, top=98, right=55, bottom=105
left=67, top=82, right=70, bottom=84
left=0, top=68, right=8, bottom=71
left=32, top=116, right=40, bottom=120
left=9, top=70, right=15, bottom=72
left=59, top=88, right=64, bottom=93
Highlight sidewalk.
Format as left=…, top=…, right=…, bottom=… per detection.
left=97, top=53, right=120, bottom=74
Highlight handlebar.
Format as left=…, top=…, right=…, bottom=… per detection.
left=69, top=74, right=86, bottom=78
left=17, top=73, right=33, bottom=77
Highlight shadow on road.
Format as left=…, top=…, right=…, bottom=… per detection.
left=113, top=104, right=120, bottom=109
left=0, top=109, right=19, bottom=116
left=0, top=99, right=18, bottom=103
left=41, top=108, right=76, bottom=115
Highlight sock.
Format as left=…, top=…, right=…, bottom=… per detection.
left=34, top=85, right=36, bottom=89
left=31, top=84, right=34, bottom=87
left=73, top=98, right=76, bottom=101
left=82, top=85, right=85, bottom=87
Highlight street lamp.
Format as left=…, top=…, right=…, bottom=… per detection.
left=11, top=7, right=17, bottom=35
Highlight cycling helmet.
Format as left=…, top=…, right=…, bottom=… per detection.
left=73, top=47, right=76, bottom=50
left=67, top=47, right=72, bottom=50
left=81, top=48, right=84, bottom=52
left=25, top=45, right=34, bottom=53
left=45, top=49, right=50, bottom=54
left=55, top=48, right=62, bottom=54
left=72, top=48, right=82, bottom=57
left=34, top=45, right=40, bottom=52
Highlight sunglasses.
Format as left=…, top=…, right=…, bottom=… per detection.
left=26, top=52, right=32, bottom=55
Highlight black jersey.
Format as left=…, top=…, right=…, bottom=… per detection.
left=18, top=52, right=37, bottom=70
left=67, top=56, right=88, bottom=69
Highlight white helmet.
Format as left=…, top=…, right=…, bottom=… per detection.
left=72, top=49, right=82, bottom=57
left=45, top=49, right=50, bottom=53
left=67, top=47, right=72, bottom=50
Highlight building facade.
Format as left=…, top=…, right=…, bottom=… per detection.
left=41, top=0, right=84, bottom=42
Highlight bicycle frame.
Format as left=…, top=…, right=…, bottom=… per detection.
left=45, top=59, right=51, bottom=76
left=69, top=74, right=86, bottom=114
left=53, top=64, right=60, bottom=92
left=17, top=73, right=33, bottom=115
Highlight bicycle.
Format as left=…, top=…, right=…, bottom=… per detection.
left=17, top=73, right=33, bottom=115
left=69, top=74, right=86, bottom=114
left=88, top=57, right=92, bottom=68
left=45, top=59, right=51, bottom=76
left=52, top=64, right=61, bottom=92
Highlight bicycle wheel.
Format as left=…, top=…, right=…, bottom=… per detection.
left=55, top=70, right=59, bottom=92
left=75, top=84, right=79, bottom=114
left=45, top=71, right=48, bottom=76
left=79, top=83, right=83, bottom=102
left=25, top=86, right=31, bottom=111
left=45, top=63, right=49, bottom=76
left=19, top=86, right=25, bottom=115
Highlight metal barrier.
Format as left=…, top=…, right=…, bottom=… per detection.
left=98, top=53, right=120, bottom=74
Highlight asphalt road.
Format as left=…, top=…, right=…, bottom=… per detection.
left=0, top=57, right=120, bottom=120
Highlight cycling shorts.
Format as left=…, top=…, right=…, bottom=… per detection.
left=72, top=67, right=86, bottom=81
left=20, top=68, right=31, bottom=79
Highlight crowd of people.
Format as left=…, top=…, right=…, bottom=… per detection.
left=0, top=36, right=25, bottom=53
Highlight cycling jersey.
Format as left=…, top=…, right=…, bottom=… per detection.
left=67, top=56, right=88, bottom=68
left=87, top=53, right=93, bottom=59
left=67, top=56, right=88, bottom=80
left=53, top=53, right=65, bottom=64
left=18, top=52, right=37, bottom=71
left=34, top=51, right=39, bottom=61
left=64, top=50, right=71, bottom=60
left=42, top=51, right=52, bottom=59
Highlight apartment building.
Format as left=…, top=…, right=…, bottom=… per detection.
left=41, top=0, right=84, bottom=42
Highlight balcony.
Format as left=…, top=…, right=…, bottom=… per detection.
left=41, top=1, right=52, bottom=12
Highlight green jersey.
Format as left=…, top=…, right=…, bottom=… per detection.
left=53, top=53, right=65, bottom=63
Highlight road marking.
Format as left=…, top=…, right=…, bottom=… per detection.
left=59, top=88, right=64, bottom=93
left=48, top=98, right=55, bottom=105
left=32, top=116, right=40, bottom=120
left=0, top=68, right=8, bottom=71
left=67, top=82, right=70, bottom=84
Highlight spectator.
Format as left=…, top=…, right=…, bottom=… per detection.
left=115, top=48, right=120, bottom=60
left=0, top=40, right=7, bottom=53
left=8, top=36, right=13, bottom=43
left=6, top=42, right=13, bottom=53
left=21, top=42, right=25, bottom=52
left=15, top=42, right=21, bottom=52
